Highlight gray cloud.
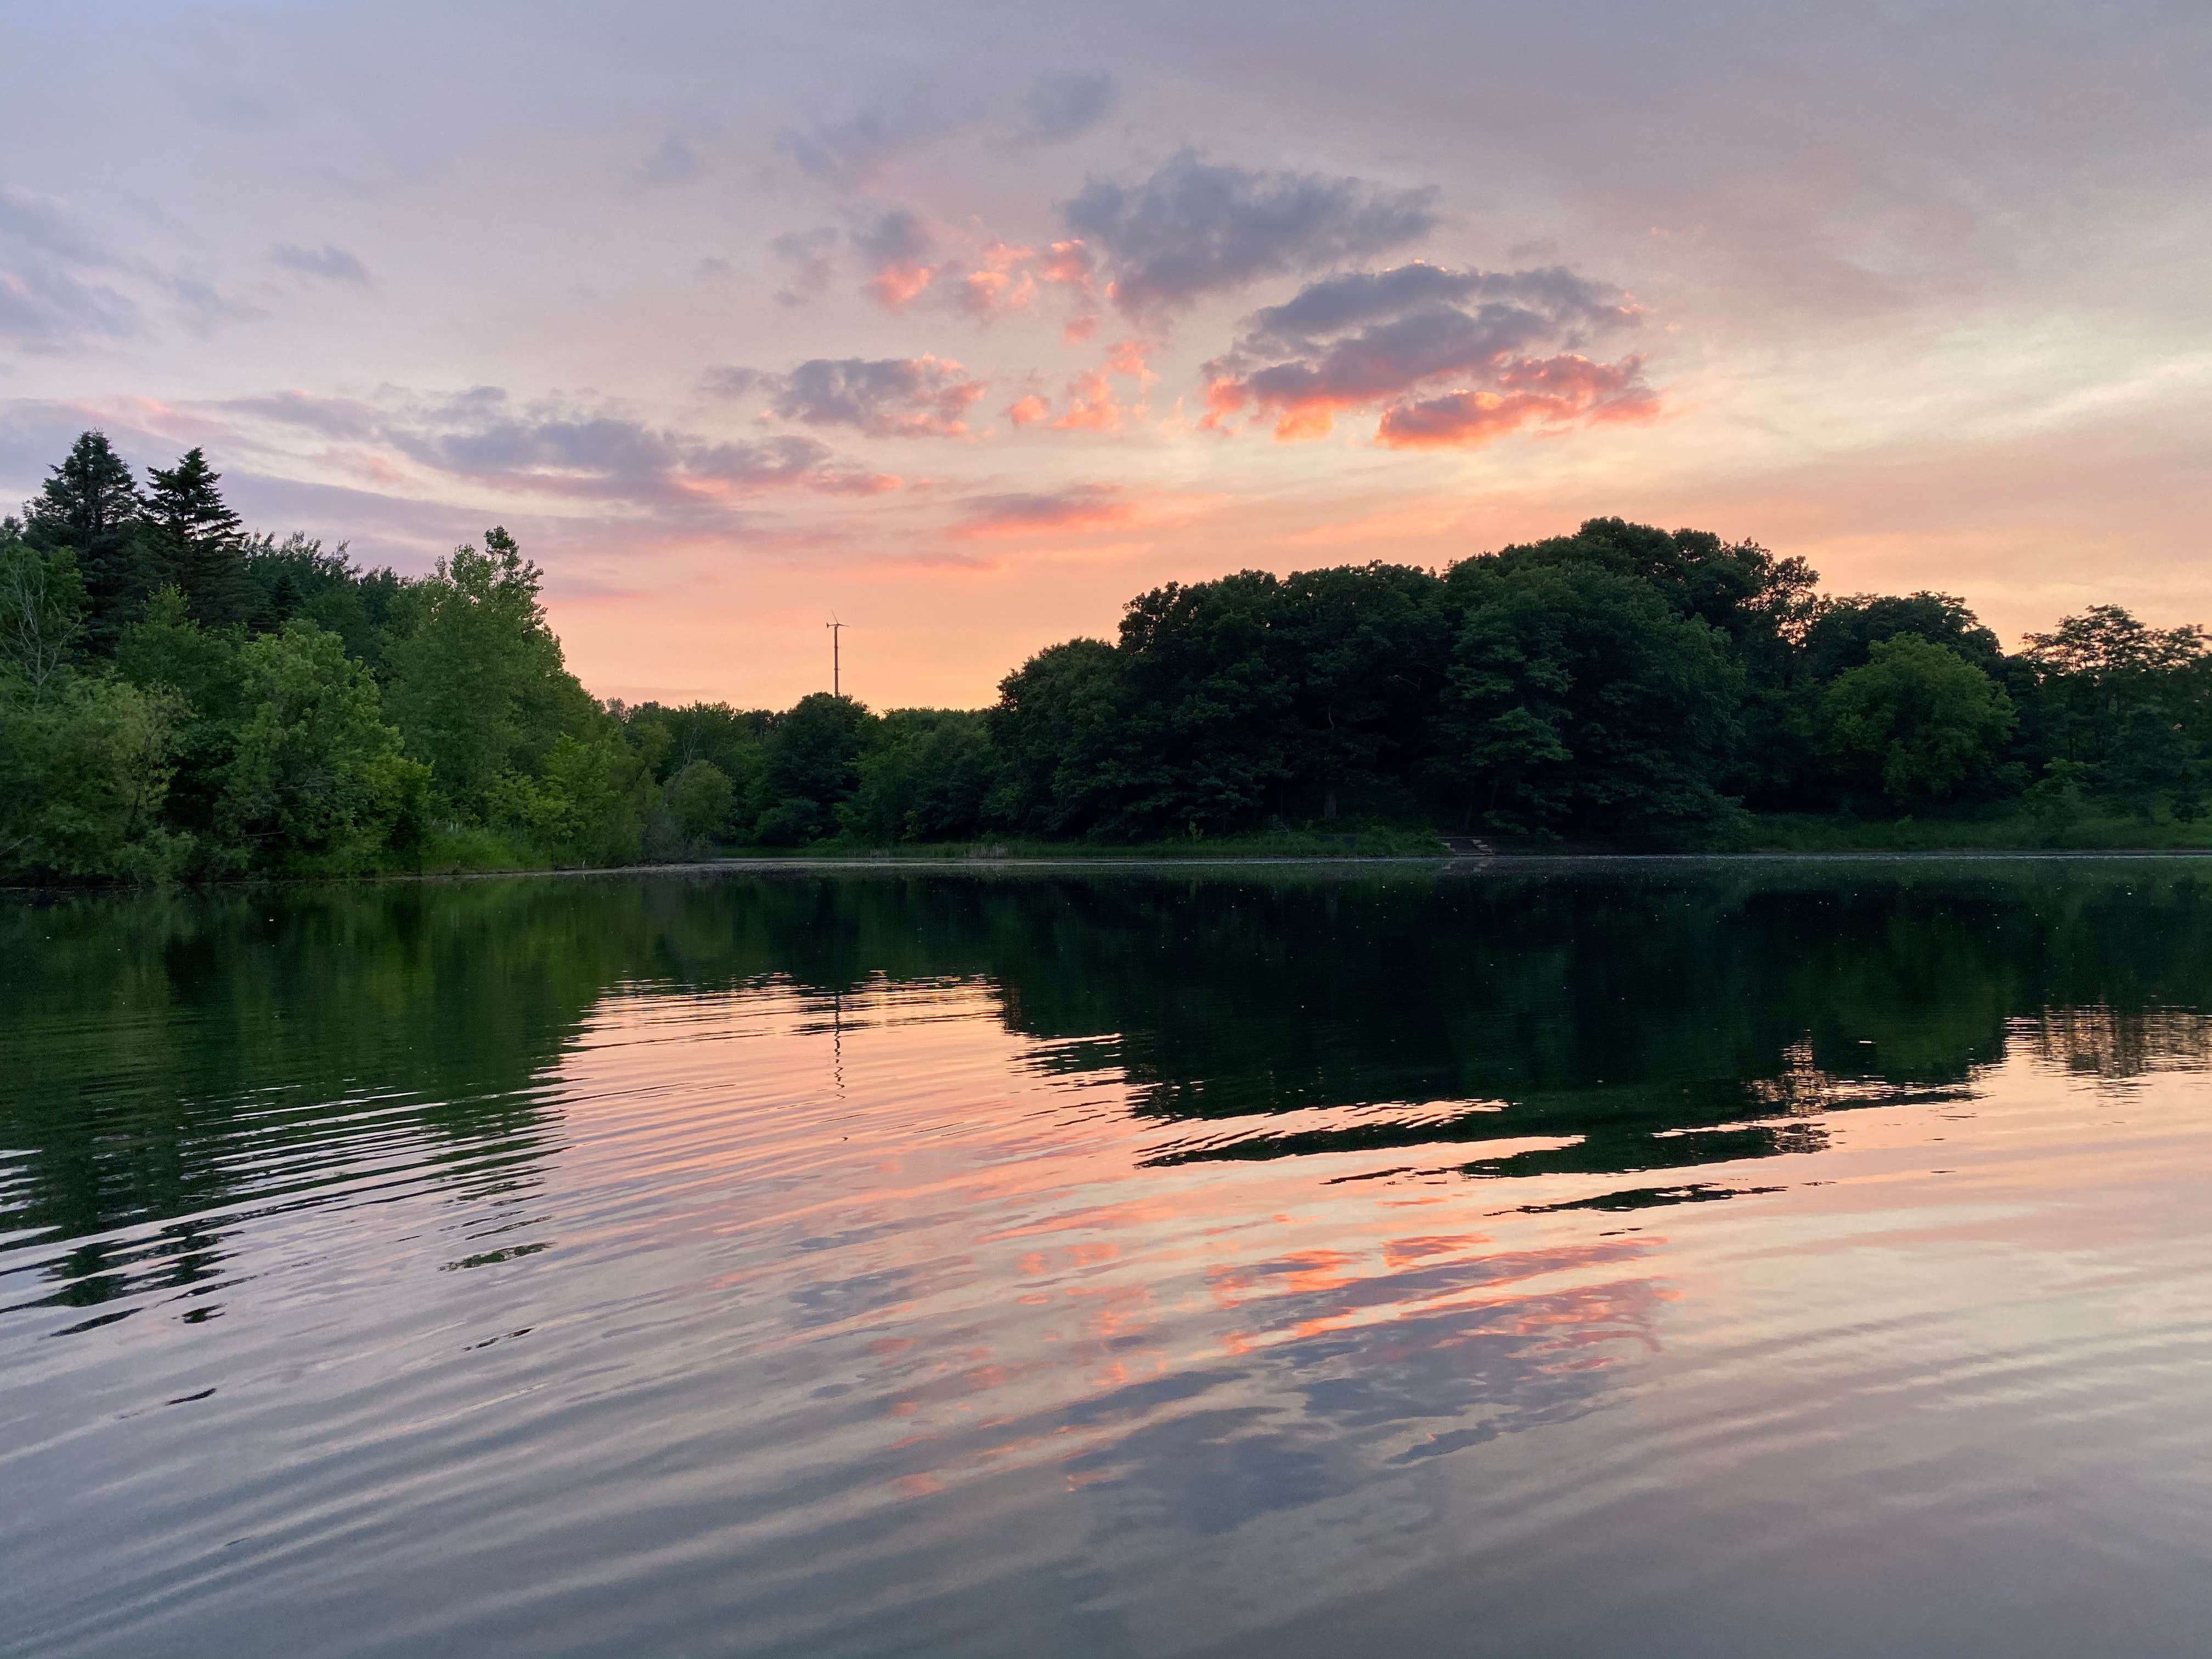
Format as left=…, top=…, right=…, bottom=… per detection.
left=704, top=356, right=986, bottom=438
left=1063, top=152, right=1438, bottom=317
left=850, top=208, right=934, bottom=268
left=1009, top=72, right=1115, bottom=146
left=270, top=242, right=372, bottom=285
left=769, top=227, right=838, bottom=306
left=625, top=131, right=704, bottom=193
left=0, top=187, right=141, bottom=352
left=1203, top=262, right=1655, bottom=445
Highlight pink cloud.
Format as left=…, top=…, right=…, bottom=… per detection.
left=1006, top=393, right=1051, bottom=427
left=1375, top=356, right=1661, bottom=449
left=957, top=240, right=1040, bottom=318
left=1052, top=370, right=1124, bottom=432
left=866, top=260, right=938, bottom=311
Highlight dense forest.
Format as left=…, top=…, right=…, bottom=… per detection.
left=4, top=428, right=2208, bottom=881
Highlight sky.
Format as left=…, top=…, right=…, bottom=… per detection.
left=4, top=1, right=2210, bottom=710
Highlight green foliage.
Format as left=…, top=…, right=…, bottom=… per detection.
left=242, top=533, right=403, bottom=663
left=2024, top=759, right=2092, bottom=842
left=0, top=529, right=87, bottom=702
left=381, top=528, right=599, bottom=817
left=840, top=709, right=995, bottom=843
left=986, top=638, right=1124, bottom=836
left=218, top=621, right=426, bottom=871
left=0, top=674, right=183, bottom=881
left=664, top=759, right=737, bottom=840
left=14, top=425, right=2212, bottom=879
left=500, top=729, right=653, bottom=866
left=1432, top=560, right=1743, bottom=841
left=752, top=693, right=873, bottom=843
left=1822, top=637, right=2016, bottom=809
left=2023, top=605, right=2207, bottom=816
left=1804, top=591, right=2004, bottom=679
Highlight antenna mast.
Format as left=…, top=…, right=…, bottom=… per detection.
left=826, top=617, right=846, bottom=697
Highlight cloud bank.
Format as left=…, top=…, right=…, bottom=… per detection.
left=1201, top=262, right=1660, bottom=444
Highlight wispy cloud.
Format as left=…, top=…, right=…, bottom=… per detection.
left=270, top=242, right=371, bottom=285
left=624, top=130, right=704, bottom=193
left=951, top=484, right=1132, bottom=538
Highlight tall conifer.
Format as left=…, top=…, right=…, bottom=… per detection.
left=22, top=430, right=153, bottom=651
left=145, top=447, right=256, bottom=628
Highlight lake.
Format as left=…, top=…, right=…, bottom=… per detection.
left=7, top=860, right=2212, bottom=1657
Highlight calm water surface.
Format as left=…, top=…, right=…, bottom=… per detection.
left=7, top=861, right=2212, bottom=1656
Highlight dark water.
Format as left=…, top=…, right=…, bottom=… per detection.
left=7, top=861, right=2212, bottom=1657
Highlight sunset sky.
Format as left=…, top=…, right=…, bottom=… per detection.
left=6, top=2, right=2209, bottom=709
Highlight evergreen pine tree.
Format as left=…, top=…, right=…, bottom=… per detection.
left=22, top=430, right=155, bottom=652
left=146, top=447, right=256, bottom=629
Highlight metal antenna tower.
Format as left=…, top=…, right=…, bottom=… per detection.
left=826, top=616, right=847, bottom=697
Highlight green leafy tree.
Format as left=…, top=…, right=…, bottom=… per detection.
left=1804, top=592, right=2005, bottom=680
left=1274, top=563, right=1451, bottom=821
left=241, top=533, right=405, bottom=662
left=617, top=700, right=771, bottom=792
left=144, top=447, right=256, bottom=628
left=219, top=621, right=427, bottom=870
left=1486, top=517, right=1819, bottom=659
left=1108, top=571, right=1297, bottom=836
left=840, top=709, right=997, bottom=843
left=664, top=758, right=737, bottom=841
left=986, top=639, right=1124, bottom=836
left=1821, top=636, right=2016, bottom=809
left=510, top=730, right=652, bottom=865
left=0, top=528, right=87, bottom=702
left=1433, top=560, right=1743, bottom=841
left=0, top=675, right=182, bottom=880
left=22, top=431, right=155, bottom=651
left=114, top=588, right=250, bottom=865
left=381, top=528, right=598, bottom=818
left=751, top=693, right=874, bottom=843
left=2023, top=606, right=2207, bottom=815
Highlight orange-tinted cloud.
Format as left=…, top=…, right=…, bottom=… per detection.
left=1376, top=356, right=1661, bottom=449
left=867, top=261, right=936, bottom=311
left=1005, top=393, right=1051, bottom=427
left=1036, top=239, right=1096, bottom=297
left=958, top=240, right=1039, bottom=319
left=1051, top=370, right=1124, bottom=432
left=1105, top=338, right=1154, bottom=382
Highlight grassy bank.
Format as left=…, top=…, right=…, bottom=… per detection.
left=1742, top=808, right=2212, bottom=852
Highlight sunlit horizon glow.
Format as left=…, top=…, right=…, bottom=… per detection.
left=5, top=2, right=2209, bottom=710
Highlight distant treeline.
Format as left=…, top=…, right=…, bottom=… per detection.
left=3, top=429, right=2208, bottom=880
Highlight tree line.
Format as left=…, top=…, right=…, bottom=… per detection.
left=3, top=430, right=2207, bottom=880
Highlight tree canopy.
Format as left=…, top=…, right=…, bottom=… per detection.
left=7, top=432, right=2211, bottom=883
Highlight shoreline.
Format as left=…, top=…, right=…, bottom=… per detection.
left=15, top=844, right=2212, bottom=898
